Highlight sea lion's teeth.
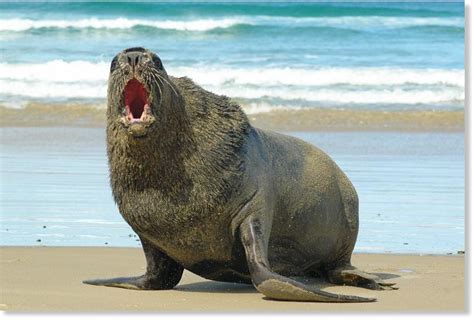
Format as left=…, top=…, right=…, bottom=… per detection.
left=139, top=104, right=150, bottom=120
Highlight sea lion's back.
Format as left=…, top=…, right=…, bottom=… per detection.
left=247, top=127, right=343, bottom=184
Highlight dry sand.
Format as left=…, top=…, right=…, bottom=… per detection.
left=0, top=247, right=465, bottom=312
left=248, top=108, right=464, bottom=132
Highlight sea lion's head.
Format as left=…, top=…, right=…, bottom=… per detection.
left=107, top=47, right=180, bottom=138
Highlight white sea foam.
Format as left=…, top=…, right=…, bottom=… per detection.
left=0, top=79, right=107, bottom=99
left=0, top=15, right=464, bottom=32
left=0, top=60, right=109, bottom=82
left=229, top=87, right=463, bottom=106
left=0, top=61, right=464, bottom=108
left=0, top=17, right=251, bottom=32
left=242, top=103, right=298, bottom=115
left=1, top=61, right=464, bottom=87
left=265, top=15, right=464, bottom=29
left=172, top=66, right=465, bottom=88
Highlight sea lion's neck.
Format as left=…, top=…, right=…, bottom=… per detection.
left=107, top=109, right=194, bottom=203
left=107, top=76, right=250, bottom=207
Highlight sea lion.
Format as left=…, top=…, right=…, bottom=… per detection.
left=83, top=47, right=396, bottom=302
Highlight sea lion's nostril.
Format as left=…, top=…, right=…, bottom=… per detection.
left=125, top=52, right=142, bottom=68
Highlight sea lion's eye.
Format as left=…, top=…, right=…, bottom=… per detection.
left=151, top=55, right=163, bottom=70
left=110, top=56, right=118, bottom=72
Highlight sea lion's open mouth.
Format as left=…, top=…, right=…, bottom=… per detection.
left=123, top=78, right=151, bottom=123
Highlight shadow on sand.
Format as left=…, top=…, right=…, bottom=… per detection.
left=176, top=281, right=257, bottom=294
left=175, top=272, right=400, bottom=294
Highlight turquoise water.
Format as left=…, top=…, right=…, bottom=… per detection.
left=0, top=2, right=465, bottom=253
left=0, top=128, right=464, bottom=254
left=0, top=1, right=464, bottom=112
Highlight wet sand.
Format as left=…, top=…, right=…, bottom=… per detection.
left=0, top=247, right=465, bottom=312
left=1, top=127, right=464, bottom=252
left=0, top=104, right=464, bottom=131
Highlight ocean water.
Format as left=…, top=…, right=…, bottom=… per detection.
left=0, top=128, right=464, bottom=254
left=0, top=1, right=465, bottom=112
left=0, top=2, right=465, bottom=254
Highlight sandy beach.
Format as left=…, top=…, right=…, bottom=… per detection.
left=0, top=1, right=466, bottom=315
left=0, top=247, right=465, bottom=312
left=0, top=109, right=465, bottom=313
left=0, top=104, right=464, bottom=132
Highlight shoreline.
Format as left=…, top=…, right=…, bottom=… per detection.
left=0, top=104, right=464, bottom=132
left=0, top=246, right=465, bottom=312
left=0, top=245, right=465, bottom=257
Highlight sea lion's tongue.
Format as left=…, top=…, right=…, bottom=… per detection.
left=124, top=78, right=149, bottom=120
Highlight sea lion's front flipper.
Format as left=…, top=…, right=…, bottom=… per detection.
left=83, top=238, right=183, bottom=290
left=239, top=216, right=375, bottom=303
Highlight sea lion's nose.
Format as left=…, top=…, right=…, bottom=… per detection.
left=125, top=51, right=143, bottom=68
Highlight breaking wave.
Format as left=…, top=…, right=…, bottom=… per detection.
left=0, top=16, right=464, bottom=32
left=0, top=60, right=464, bottom=110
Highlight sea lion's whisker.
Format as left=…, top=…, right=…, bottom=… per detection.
left=148, top=73, right=164, bottom=106
left=153, top=72, right=179, bottom=98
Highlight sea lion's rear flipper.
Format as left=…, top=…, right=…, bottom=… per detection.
left=83, top=238, right=183, bottom=290
left=83, top=275, right=150, bottom=290
left=327, top=265, right=398, bottom=291
left=239, top=216, right=375, bottom=303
